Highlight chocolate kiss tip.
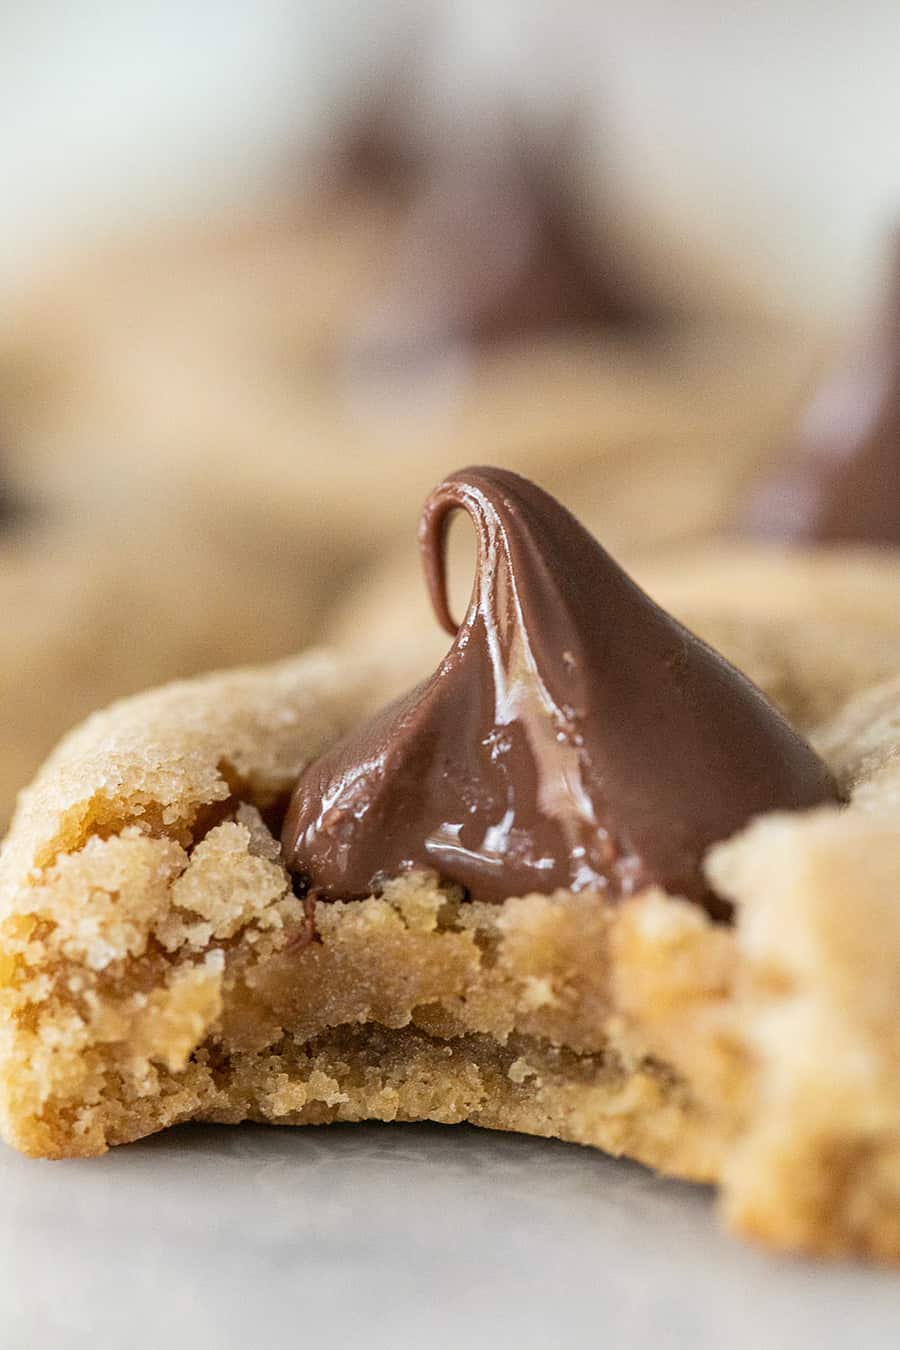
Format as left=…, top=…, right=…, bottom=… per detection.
left=283, top=467, right=838, bottom=917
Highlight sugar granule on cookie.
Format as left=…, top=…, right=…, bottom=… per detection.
left=2, top=467, right=899, bottom=1264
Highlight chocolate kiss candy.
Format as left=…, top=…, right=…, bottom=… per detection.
left=282, top=468, right=837, bottom=916
left=740, top=234, right=900, bottom=544
left=338, top=117, right=646, bottom=356
left=377, top=141, right=641, bottom=346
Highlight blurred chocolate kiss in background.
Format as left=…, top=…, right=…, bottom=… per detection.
left=326, top=89, right=655, bottom=370
left=739, top=230, right=900, bottom=546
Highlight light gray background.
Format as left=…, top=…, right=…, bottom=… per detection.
left=2, top=1122, right=898, bottom=1349
left=2, top=0, right=900, bottom=315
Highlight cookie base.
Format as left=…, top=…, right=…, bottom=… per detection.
left=3, top=647, right=900, bottom=1262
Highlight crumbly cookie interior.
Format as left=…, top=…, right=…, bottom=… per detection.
left=2, top=628, right=900, bottom=1261
left=1, top=836, right=716, bottom=1179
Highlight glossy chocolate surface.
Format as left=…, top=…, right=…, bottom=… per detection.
left=283, top=469, right=836, bottom=915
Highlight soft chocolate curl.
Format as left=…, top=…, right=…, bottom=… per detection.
left=419, top=481, right=465, bottom=636
left=283, top=468, right=837, bottom=916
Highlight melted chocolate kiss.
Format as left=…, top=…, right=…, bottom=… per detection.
left=740, top=237, right=900, bottom=544
left=282, top=468, right=837, bottom=916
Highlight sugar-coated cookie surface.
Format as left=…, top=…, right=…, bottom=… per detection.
left=2, top=570, right=900, bottom=1261
left=0, top=508, right=338, bottom=830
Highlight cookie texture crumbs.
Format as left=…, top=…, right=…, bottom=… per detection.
left=2, top=628, right=900, bottom=1261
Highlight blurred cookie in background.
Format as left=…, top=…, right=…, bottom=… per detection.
left=0, top=83, right=804, bottom=560
left=0, top=207, right=819, bottom=562
left=325, top=305, right=823, bottom=655
left=0, top=205, right=379, bottom=515
left=0, top=492, right=345, bottom=828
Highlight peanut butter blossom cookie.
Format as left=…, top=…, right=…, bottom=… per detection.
left=3, top=468, right=900, bottom=1262
left=284, top=469, right=834, bottom=916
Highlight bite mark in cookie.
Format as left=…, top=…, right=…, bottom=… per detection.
left=3, top=472, right=900, bottom=1263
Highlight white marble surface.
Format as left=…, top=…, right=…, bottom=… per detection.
left=1, top=1121, right=897, bottom=1349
